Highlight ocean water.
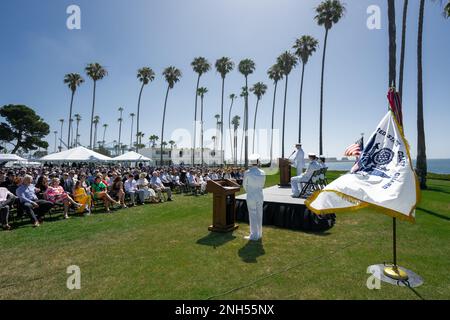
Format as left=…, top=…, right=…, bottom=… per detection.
left=325, top=159, right=450, bottom=174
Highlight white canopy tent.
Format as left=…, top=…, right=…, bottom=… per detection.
left=39, top=146, right=112, bottom=162
left=113, top=151, right=152, bottom=162
left=0, top=154, right=27, bottom=162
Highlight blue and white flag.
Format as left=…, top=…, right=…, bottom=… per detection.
left=306, top=111, right=419, bottom=222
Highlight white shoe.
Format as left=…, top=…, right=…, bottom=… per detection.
left=244, top=235, right=258, bottom=241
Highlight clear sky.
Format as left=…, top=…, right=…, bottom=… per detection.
left=0, top=0, right=449, bottom=159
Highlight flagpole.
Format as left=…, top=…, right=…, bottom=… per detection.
left=383, top=86, right=409, bottom=281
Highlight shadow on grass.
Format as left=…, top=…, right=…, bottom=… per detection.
left=417, top=207, right=450, bottom=221
left=425, top=187, right=450, bottom=195
left=238, top=240, right=265, bottom=263
left=196, top=232, right=236, bottom=248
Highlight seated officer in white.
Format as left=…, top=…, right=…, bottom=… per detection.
left=243, top=154, right=266, bottom=241
left=291, top=153, right=321, bottom=197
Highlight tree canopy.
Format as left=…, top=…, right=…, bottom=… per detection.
left=0, top=104, right=50, bottom=154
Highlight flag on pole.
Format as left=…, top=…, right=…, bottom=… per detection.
left=344, top=137, right=364, bottom=157
left=305, top=109, right=420, bottom=222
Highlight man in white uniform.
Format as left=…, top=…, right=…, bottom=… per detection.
left=243, top=154, right=266, bottom=241
left=289, top=143, right=305, bottom=176
left=291, top=153, right=321, bottom=197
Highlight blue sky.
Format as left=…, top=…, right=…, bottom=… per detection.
left=0, top=0, right=449, bottom=159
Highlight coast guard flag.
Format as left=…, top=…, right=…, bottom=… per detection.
left=305, top=111, right=419, bottom=222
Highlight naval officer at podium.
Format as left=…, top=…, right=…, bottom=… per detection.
left=289, top=143, right=305, bottom=175
left=243, top=154, right=266, bottom=241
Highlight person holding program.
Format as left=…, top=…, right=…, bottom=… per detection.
left=243, top=154, right=266, bottom=241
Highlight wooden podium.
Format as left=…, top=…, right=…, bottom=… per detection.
left=279, top=158, right=292, bottom=187
left=206, top=179, right=241, bottom=232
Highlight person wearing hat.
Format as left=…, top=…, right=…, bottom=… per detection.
left=243, top=154, right=266, bottom=241
left=290, top=153, right=321, bottom=197
left=289, top=143, right=305, bottom=176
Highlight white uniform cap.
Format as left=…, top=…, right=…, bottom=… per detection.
left=308, top=152, right=317, bottom=157
left=249, top=153, right=260, bottom=164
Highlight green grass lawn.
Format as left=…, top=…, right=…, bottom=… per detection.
left=0, top=171, right=449, bottom=300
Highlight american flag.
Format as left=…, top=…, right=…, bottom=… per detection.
left=344, top=137, right=364, bottom=157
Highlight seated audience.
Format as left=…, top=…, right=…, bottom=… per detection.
left=0, top=187, right=17, bottom=231
left=45, top=178, right=82, bottom=219
left=16, top=175, right=54, bottom=227
left=91, top=175, right=120, bottom=213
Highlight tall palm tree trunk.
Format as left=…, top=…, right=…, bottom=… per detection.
left=220, top=78, right=225, bottom=164
left=89, top=81, right=97, bottom=149
left=67, top=91, right=74, bottom=148
left=193, top=75, right=200, bottom=165
left=298, top=63, right=305, bottom=143
left=102, top=127, right=107, bottom=146
left=130, top=116, right=134, bottom=150
left=399, top=0, right=409, bottom=101
left=417, top=0, right=427, bottom=189
left=281, top=75, right=289, bottom=158
left=136, top=83, right=144, bottom=153
left=388, top=0, right=397, bottom=87
left=118, top=120, right=122, bottom=154
left=252, top=99, right=260, bottom=153
left=319, top=28, right=329, bottom=155
left=161, top=86, right=170, bottom=165
left=234, top=128, right=238, bottom=165
left=270, top=81, right=278, bottom=166
left=59, top=122, right=64, bottom=151
left=75, top=121, right=80, bottom=146
left=228, top=99, right=235, bottom=164
left=94, top=124, right=98, bottom=149
left=200, top=96, right=204, bottom=165
left=244, top=77, right=249, bottom=168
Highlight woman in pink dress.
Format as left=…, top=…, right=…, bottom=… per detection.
left=44, top=178, right=81, bottom=219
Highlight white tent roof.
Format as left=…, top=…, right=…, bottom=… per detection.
left=113, top=151, right=151, bottom=162
left=39, top=146, right=112, bottom=162
left=0, top=154, right=27, bottom=162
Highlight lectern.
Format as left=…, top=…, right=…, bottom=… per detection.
left=206, top=179, right=241, bottom=232
left=279, top=158, right=291, bottom=187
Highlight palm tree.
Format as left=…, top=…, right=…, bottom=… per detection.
left=136, top=67, right=155, bottom=153
left=416, top=0, right=427, bottom=189
left=211, top=136, right=216, bottom=151
left=293, top=35, right=319, bottom=143
left=277, top=51, right=298, bottom=158
left=63, top=73, right=84, bottom=148
left=231, top=115, right=241, bottom=165
left=197, top=87, right=208, bottom=165
left=168, top=140, right=176, bottom=149
left=239, top=86, right=248, bottom=165
left=93, top=116, right=100, bottom=149
left=267, top=64, right=284, bottom=166
left=129, top=113, right=135, bottom=151
left=117, top=107, right=124, bottom=154
left=191, top=57, right=211, bottom=165
left=387, top=0, right=397, bottom=88
left=161, top=66, right=182, bottom=165
left=445, top=2, right=450, bottom=17
left=214, top=114, right=221, bottom=151
left=238, top=59, right=256, bottom=168
left=149, top=134, right=159, bottom=148
left=74, top=113, right=81, bottom=147
left=228, top=94, right=237, bottom=162
left=59, top=119, right=64, bottom=151
left=315, top=0, right=346, bottom=155
left=215, top=57, right=234, bottom=164
left=54, top=131, right=58, bottom=153
left=102, top=123, right=108, bottom=147
left=85, top=63, right=107, bottom=149
left=68, top=118, right=74, bottom=148
left=250, top=82, right=268, bottom=153
left=398, top=0, right=409, bottom=101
